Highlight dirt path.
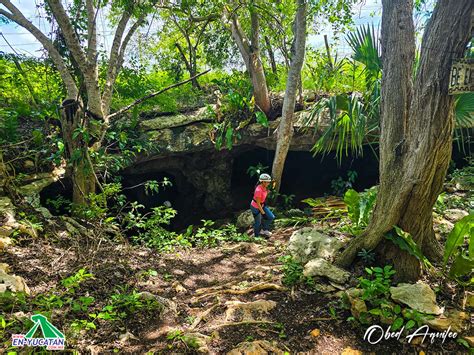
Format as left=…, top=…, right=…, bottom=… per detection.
left=3, top=225, right=464, bottom=354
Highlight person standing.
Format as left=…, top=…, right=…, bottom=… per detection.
left=250, top=173, right=275, bottom=237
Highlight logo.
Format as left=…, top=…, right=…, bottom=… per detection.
left=363, top=324, right=457, bottom=345
left=12, top=314, right=65, bottom=351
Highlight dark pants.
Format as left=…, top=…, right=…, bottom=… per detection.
left=250, top=205, right=275, bottom=237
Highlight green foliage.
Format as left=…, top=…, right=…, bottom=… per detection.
left=384, top=226, right=432, bottom=269
left=358, top=266, right=395, bottom=304
left=307, top=93, right=379, bottom=163
left=246, top=163, right=269, bottom=178
left=331, top=170, right=357, bottom=196
left=279, top=255, right=314, bottom=288
left=343, top=186, right=377, bottom=234
left=443, top=214, right=474, bottom=282
left=434, top=192, right=447, bottom=214
left=354, top=265, right=430, bottom=329
left=0, top=109, right=19, bottom=144
left=357, top=248, right=375, bottom=264
left=167, top=329, right=200, bottom=349
left=346, top=25, right=381, bottom=86
left=188, top=220, right=252, bottom=247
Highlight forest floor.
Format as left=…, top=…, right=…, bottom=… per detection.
left=2, top=215, right=469, bottom=354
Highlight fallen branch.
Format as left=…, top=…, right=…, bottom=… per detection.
left=107, top=69, right=211, bottom=121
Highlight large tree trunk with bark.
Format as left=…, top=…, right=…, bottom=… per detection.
left=336, top=0, right=474, bottom=282
left=271, top=0, right=307, bottom=192
left=227, top=2, right=271, bottom=115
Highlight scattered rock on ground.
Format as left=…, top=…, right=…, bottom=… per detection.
left=350, top=298, right=367, bottom=319
left=227, top=340, right=285, bottom=355
left=288, top=227, right=343, bottom=264
left=225, top=299, right=277, bottom=322
left=424, top=309, right=470, bottom=333
left=314, top=283, right=336, bottom=293
left=344, top=288, right=367, bottom=319
left=138, top=291, right=177, bottom=316
left=390, top=282, right=442, bottom=315
left=443, top=209, right=469, bottom=222
left=303, top=258, right=350, bottom=283
left=464, top=336, right=474, bottom=347
left=119, top=331, right=139, bottom=344
left=183, top=332, right=211, bottom=353
left=341, top=347, right=363, bottom=355
left=236, top=210, right=255, bottom=229
left=0, top=263, right=30, bottom=294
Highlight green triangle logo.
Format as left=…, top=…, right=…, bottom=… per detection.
left=25, top=314, right=64, bottom=339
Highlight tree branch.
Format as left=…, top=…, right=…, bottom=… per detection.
left=106, top=69, right=210, bottom=121
left=101, top=10, right=132, bottom=116
left=86, top=0, right=99, bottom=63
left=102, top=12, right=146, bottom=117
left=45, top=0, right=88, bottom=72
left=227, top=11, right=251, bottom=71
left=0, top=1, right=78, bottom=98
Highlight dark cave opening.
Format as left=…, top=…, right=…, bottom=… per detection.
left=230, top=145, right=381, bottom=211
left=39, top=141, right=471, bottom=231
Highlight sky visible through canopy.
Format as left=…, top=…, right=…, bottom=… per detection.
left=0, top=0, right=433, bottom=62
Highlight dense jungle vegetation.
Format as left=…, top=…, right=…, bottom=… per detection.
left=0, top=0, right=473, bottom=353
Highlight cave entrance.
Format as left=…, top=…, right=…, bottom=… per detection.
left=231, top=145, right=380, bottom=211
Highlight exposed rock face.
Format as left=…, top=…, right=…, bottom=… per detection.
left=288, top=227, right=343, bottom=264
left=140, top=107, right=212, bottom=131
left=390, top=282, right=442, bottom=315
left=303, top=258, right=351, bottom=283
left=135, top=108, right=324, bottom=161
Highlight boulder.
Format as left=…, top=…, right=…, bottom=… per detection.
left=424, top=309, right=469, bottom=333
left=288, top=227, right=343, bottom=264
left=444, top=209, right=469, bottom=223
left=236, top=210, right=255, bottom=229
left=390, top=282, right=442, bottom=315
left=303, top=258, right=351, bottom=283
left=16, top=171, right=63, bottom=208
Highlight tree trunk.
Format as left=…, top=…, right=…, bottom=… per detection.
left=248, top=4, right=270, bottom=115
left=227, top=3, right=271, bottom=115
left=72, top=156, right=96, bottom=208
left=265, top=35, right=278, bottom=76
left=336, top=0, right=474, bottom=282
left=271, top=0, right=307, bottom=192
